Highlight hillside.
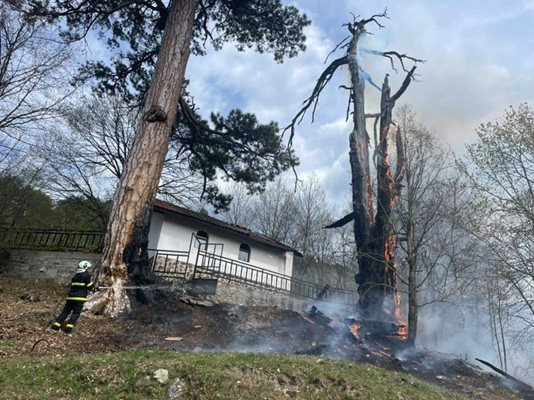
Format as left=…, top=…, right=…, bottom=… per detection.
left=0, top=273, right=528, bottom=399
left=1, top=350, right=469, bottom=400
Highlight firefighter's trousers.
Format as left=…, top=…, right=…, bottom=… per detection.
left=52, top=300, right=84, bottom=333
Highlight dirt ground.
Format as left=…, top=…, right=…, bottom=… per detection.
left=0, top=273, right=531, bottom=400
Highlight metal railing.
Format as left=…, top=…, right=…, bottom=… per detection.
left=149, top=249, right=191, bottom=281
left=194, top=249, right=358, bottom=306
left=317, top=287, right=359, bottom=307
left=0, top=228, right=105, bottom=252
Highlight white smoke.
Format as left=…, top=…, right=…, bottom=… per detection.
left=417, top=301, right=534, bottom=386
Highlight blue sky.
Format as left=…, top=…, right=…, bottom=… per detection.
left=182, top=1, right=534, bottom=206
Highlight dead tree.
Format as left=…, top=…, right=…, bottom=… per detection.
left=287, top=11, right=422, bottom=320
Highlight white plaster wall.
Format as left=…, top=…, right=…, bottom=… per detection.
left=154, top=215, right=197, bottom=253
left=208, top=229, right=286, bottom=273
left=149, top=212, right=290, bottom=277
left=283, top=251, right=294, bottom=277
left=147, top=211, right=164, bottom=256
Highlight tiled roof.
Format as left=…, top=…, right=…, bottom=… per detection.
left=153, top=199, right=302, bottom=256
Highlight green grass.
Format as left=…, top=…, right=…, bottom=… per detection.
left=0, top=351, right=468, bottom=400
left=0, top=338, right=16, bottom=350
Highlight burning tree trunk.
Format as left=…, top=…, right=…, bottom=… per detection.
left=88, top=0, right=200, bottom=317
left=355, top=70, right=411, bottom=318
left=287, top=11, right=422, bottom=323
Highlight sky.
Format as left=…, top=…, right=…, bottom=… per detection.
left=181, top=0, right=534, bottom=208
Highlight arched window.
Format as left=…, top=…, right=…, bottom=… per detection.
left=196, top=230, right=209, bottom=250
left=238, top=243, right=250, bottom=262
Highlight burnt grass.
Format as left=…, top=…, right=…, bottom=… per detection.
left=0, top=273, right=531, bottom=400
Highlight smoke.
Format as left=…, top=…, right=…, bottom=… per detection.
left=359, top=48, right=385, bottom=57
left=311, top=298, right=355, bottom=328
left=220, top=298, right=353, bottom=356
left=418, top=303, right=493, bottom=358
left=417, top=301, right=534, bottom=385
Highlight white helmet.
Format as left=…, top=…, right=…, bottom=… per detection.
left=76, top=260, right=92, bottom=273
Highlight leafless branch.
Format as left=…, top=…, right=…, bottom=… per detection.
left=391, top=66, right=417, bottom=102
left=383, top=51, right=425, bottom=73
left=324, top=212, right=354, bottom=229
left=324, top=35, right=350, bottom=64
left=358, top=8, right=389, bottom=30
left=0, top=6, right=73, bottom=138
left=283, top=56, right=348, bottom=146
left=340, top=86, right=354, bottom=122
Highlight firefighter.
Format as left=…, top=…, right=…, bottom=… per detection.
left=51, top=260, right=94, bottom=334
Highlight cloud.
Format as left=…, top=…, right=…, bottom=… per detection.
left=184, top=0, right=534, bottom=208
left=186, top=22, right=357, bottom=205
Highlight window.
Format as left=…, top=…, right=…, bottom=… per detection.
left=238, top=243, right=250, bottom=262
left=196, top=230, right=209, bottom=250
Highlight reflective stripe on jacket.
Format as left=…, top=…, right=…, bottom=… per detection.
left=66, top=271, right=94, bottom=302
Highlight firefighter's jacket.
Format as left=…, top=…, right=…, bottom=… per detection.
left=66, top=271, right=94, bottom=302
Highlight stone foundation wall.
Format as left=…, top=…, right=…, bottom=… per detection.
left=0, top=249, right=101, bottom=284
left=188, top=278, right=355, bottom=316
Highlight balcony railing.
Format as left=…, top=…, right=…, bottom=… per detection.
left=0, top=228, right=105, bottom=252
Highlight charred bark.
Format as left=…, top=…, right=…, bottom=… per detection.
left=346, top=21, right=376, bottom=317
left=359, top=73, right=410, bottom=318
left=346, top=22, right=411, bottom=320
left=324, top=212, right=354, bottom=229
left=346, top=19, right=374, bottom=248
left=288, top=11, right=421, bottom=323
left=88, top=0, right=200, bottom=317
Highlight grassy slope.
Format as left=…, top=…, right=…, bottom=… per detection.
left=0, top=351, right=468, bottom=400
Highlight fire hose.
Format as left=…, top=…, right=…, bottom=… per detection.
left=95, top=285, right=177, bottom=290
left=31, top=295, right=67, bottom=351
left=31, top=284, right=182, bottom=351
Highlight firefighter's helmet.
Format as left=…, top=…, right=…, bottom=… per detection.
left=76, top=260, right=92, bottom=272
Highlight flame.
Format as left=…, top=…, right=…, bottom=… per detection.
left=349, top=323, right=361, bottom=340
left=384, top=239, right=408, bottom=340
left=394, top=293, right=408, bottom=338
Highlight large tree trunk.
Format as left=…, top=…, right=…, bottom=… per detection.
left=355, top=76, right=404, bottom=319
left=370, top=77, right=405, bottom=320
left=346, top=26, right=379, bottom=318
left=347, top=29, right=373, bottom=250
left=89, top=0, right=200, bottom=317
left=346, top=22, right=409, bottom=320
left=350, top=72, right=406, bottom=319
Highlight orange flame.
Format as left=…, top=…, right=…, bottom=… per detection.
left=394, top=293, right=408, bottom=338
left=349, top=323, right=361, bottom=340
